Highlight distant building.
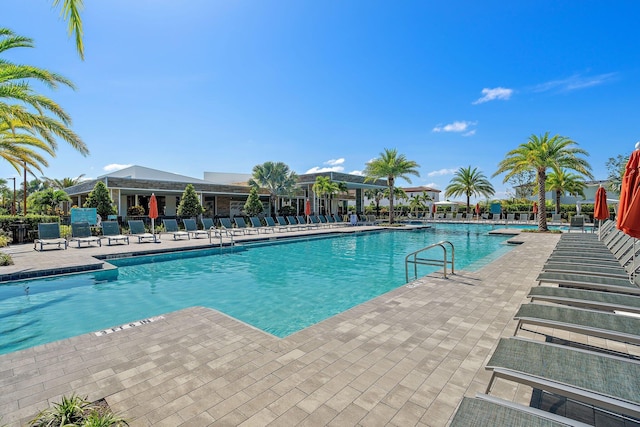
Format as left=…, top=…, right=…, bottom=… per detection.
left=63, top=165, right=386, bottom=219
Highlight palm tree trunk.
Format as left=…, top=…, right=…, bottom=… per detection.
left=538, top=169, right=548, bottom=231
left=555, top=190, right=561, bottom=214
left=388, top=185, right=394, bottom=224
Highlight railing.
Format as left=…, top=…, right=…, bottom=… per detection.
left=405, top=240, right=455, bottom=282
left=209, top=227, right=233, bottom=247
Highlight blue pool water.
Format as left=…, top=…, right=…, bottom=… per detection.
left=0, top=225, right=515, bottom=354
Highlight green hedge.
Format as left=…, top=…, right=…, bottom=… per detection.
left=0, top=215, right=61, bottom=243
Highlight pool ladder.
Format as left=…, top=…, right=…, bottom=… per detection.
left=209, top=228, right=234, bottom=247
left=405, top=240, right=455, bottom=282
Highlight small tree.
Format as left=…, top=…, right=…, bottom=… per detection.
left=84, top=181, right=116, bottom=219
left=177, top=184, right=204, bottom=218
left=29, top=188, right=71, bottom=214
left=244, top=187, right=264, bottom=216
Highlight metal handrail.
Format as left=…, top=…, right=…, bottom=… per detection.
left=405, top=240, right=455, bottom=282
left=209, top=227, right=233, bottom=247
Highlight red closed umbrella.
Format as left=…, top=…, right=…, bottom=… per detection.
left=305, top=199, right=311, bottom=215
left=475, top=203, right=480, bottom=219
left=149, top=193, right=158, bottom=242
left=618, top=150, right=640, bottom=237
left=594, top=186, right=609, bottom=241
left=532, top=202, right=538, bottom=214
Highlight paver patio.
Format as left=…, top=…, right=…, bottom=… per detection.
left=0, top=227, right=560, bottom=426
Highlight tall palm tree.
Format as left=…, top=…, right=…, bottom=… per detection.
left=494, top=132, right=592, bottom=231
left=364, top=148, right=420, bottom=224
left=53, top=0, right=85, bottom=60
left=445, top=166, right=495, bottom=214
left=248, top=161, right=298, bottom=216
left=546, top=168, right=586, bottom=214
left=0, top=29, right=88, bottom=174
left=0, top=119, right=55, bottom=174
left=312, top=176, right=339, bottom=215
left=364, top=188, right=384, bottom=217
left=42, top=174, right=86, bottom=189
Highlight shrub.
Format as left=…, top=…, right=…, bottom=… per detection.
left=127, top=205, right=145, bottom=216
left=29, top=394, right=128, bottom=427
left=0, top=253, right=13, bottom=266
left=84, top=182, right=117, bottom=219
left=177, top=184, right=204, bottom=218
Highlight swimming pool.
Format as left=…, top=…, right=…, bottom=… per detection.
left=0, top=224, right=515, bottom=354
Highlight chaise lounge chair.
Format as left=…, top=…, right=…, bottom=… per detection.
left=34, top=223, right=68, bottom=251
left=128, top=220, right=157, bottom=243
left=70, top=222, right=102, bottom=248
left=183, top=218, right=212, bottom=239
left=101, top=221, right=129, bottom=245
left=514, top=303, right=640, bottom=346
left=219, top=217, right=245, bottom=236
left=450, top=395, right=591, bottom=427
left=486, top=337, right=640, bottom=419
left=249, top=216, right=273, bottom=233
left=266, top=216, right=288, bottom=232
left=162, top=218, right=189, bottom=240
left=569, top=215, right=585, bottom=233
left=234, top=217, right=259, bottom=234
left=528, top=286, right=640, bottom=315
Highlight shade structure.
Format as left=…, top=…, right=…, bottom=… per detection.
left=149, top=193, right=158, bottom=242
left=618, top=150, right=640, bottom=237
left=305, top=199, right=311, bottom=216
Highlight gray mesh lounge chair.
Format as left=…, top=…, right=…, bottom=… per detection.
left=34, top=223, right=68, bottom=251
left=219, top=217, right=245, bottom=236
left=569, top=215, right=585, bottom=233
left=101, top=221, right=129, bottom=245
left=234, top=217, right=259, bottom=234
left=70, top=222, right=101, bottom=247
left=536, top=271, right=640, bottom=295
left=128, top=220, right=156, bottom=243
left=249, top=216, right=273, bottom=233
left=514, top=303, right=640, bottom=345
left=528, top=287, right=640, bottom=315
left=265, top=216, right=288, bottom=232
left=486, top=337, right=640, bottom=418
left=297, top=215, right=315, bottom=229
left=450, top=395, right=591, bottom=427
left=276, top=216, right=294, bottom=231
left=286, top=216, right=306, bottom=230
left=162, top=219, right=189, bottom=240
left=183, top=218, right=210, bottom=239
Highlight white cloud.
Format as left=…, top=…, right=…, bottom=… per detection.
left=432, top=121, right=477, bottom=133
left=325, top=158, right=345, bottom=166
left=305, top=166, right=345, bottom=174
left=349, top=170, right=364, bottom=176
left=103, top=163, right=132, bottom=172
left=427, top=168, right=458, bottom=177
left=532, top=72, right=617, bottom=93
left=463, top=130, right=476, bottom=137
left=472, top=87, right=513, bottom=104
left=425, top=182, right=440, bottom=189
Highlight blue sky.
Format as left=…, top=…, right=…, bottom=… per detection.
left=4, top=1, right=640, bottom=201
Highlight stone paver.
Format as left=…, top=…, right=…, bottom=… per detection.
left=0, top=227, right=560, bottom=426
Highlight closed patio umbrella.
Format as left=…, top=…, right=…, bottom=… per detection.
left=475, top=203, right=480, bottom=219
left=305, top=199, right=311, bottom=223
left=149, top=193, right=158, bottom=242
left=617, top=148, right=640, bottom=234
left=594, top=186, right=609, bottom=240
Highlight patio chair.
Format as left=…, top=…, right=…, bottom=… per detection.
left=265, top=216, right=288, bottom=232
left=332, top=214, right=349, bottom=227
left=183, top=218, right=211, bottom=239
left=70, top=221, right=102, bottom=248
left=514, top=303, right=640, bottom=346
left=307, top=215, right=323, bottom=228
left=550, top=213, right=563, bottom=224
left=505, top=213, right=515, bottom=223
left=127, top=220, right=157, bottom=243
left=234, top=217, right=259, bottom=234
left=101, top=221, right=129, bottom=245
left=569, top=215, right=585, bottom=233
left=297, top=215, right=316, bottom=229
left=162, top=218, right=189, bottom=240
left=34, top=222, right=68, bottom=251
left=450, top=395, right=591, bottom=427
left=219, top=217, right=245, bottom=236
left=286, top=215, right=307, bottom=230
left=249, top=216, right=273, bottom=233
left=528, top=286, right=640, bottom=315
left=536, top=270, right=640, bottom=295
left=486, top=337, right=640, bottom=419
left=276, top=216, right=295, bottom=231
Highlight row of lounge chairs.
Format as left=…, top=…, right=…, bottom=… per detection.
left=33, top=214, right=358, bottom=250
left=450, top=219, right=640, bottom=425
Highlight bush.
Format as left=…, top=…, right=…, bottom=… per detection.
left=177, top=184, right=205, bottom=218
left=0, top=253, right=13, bottom=266
left=29, top=394, right=128, bottom=427
left=127, top=205, right=145, bottom=216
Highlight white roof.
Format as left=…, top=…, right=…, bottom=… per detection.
left=99, top=165, right=210, bottom=184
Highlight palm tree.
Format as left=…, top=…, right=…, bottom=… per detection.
left=364, top=148, right=420, bottom=224
left=312, top=176, right=339, bottom=215
left=248, top=162, right=298, bottom=216
left=364, top=188, right=384, bottom=217
left=0, top=29, right=88, bottom=174
left=494, top=132, right=592, bottom=231
left=445, top=166, right=495, bottom=214
left=53, top=0, right=85, bottom=60
left=546, top=168, right=587, bottom=214
left=42, top=174, right=86, bottom=189
left=0, top=119, right=56, bottom=174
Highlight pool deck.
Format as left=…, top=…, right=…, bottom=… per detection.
left=0, top=226, right=571, bottom=426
